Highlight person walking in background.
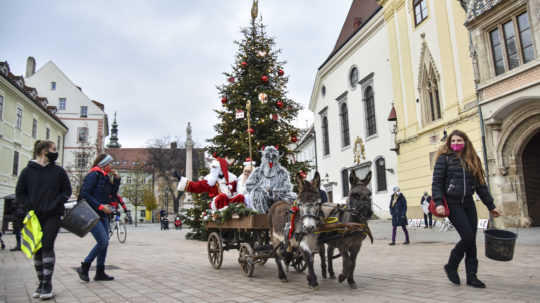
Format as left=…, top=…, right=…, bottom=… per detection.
left=76, top=154, right=120, bottom=282
left=432, top=130, right=502, bottom=288
left=421, top=192, right=433, bottom=228
left=15, top=140, right=72, bottom=300
left=389, top=186, right=410, bottom=245
left=9, top=197, right=26, bottom=251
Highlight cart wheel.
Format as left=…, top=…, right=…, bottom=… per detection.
left=208, top=232, right=223, bottom=269
left=293, top=255, right=307, bottom=273
left=238, top=243, right=255, bottom=277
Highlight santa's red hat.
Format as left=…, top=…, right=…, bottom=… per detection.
left=215, top=156, right=232, bottom=184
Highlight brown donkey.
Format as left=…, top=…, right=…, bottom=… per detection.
left=319, top=170, right=374, bottom=289
left=268, top=172, right=322, bottom=289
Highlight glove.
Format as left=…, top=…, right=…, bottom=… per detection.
left=173, top=170, right=182, bottom=181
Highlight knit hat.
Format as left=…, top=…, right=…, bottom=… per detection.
left=98, top=154, right=114, bottom=168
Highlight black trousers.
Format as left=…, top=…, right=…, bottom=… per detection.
left=447, top=202, right=478, bottom=275
left=34, top=216, right=61, bottom=283
left=424, top=213, right=433, bottom=227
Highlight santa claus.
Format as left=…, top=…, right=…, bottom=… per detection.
left=176, top=155, right=245, bottom=210
left=237, top=158, right=256, bottom=210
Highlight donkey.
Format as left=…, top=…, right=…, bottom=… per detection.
left=319, top=171, right=374, bottom=289
left=268, top=172, right=322, bottom=289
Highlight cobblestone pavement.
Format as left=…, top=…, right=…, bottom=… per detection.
left=1, top=221, right=539, bottom=303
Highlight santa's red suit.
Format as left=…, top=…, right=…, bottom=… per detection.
left=177, top=156, right=245, bottom=210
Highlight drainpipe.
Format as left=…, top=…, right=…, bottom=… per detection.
left=468, top=32, right=491, bottom=189
left=313, top=129, right=318, bottom=172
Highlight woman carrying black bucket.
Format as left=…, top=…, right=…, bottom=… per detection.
left=76, top=154, right=120, bottom=282
left=15, top=140, right=72, bottom=299
left=432, top=130, right=502, bottom=288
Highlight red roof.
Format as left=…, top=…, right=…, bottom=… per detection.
left=320, top=0, right=381, bottom=69
left=105, top=148, right=151, bottom=170
left=388, top=105, right=397, bottom=121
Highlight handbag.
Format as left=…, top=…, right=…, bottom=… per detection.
left=429, top=197, right=449, bottom=218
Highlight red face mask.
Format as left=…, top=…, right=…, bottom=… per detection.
left=451, top=143, right=465, bottom=152
left=103, top=166, right=112, bottom=173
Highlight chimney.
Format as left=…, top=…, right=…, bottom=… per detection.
left=170, top=142, right=177, bottom=149
left=25, top=57, right=36, bottom=78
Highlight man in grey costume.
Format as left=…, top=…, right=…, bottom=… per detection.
left=245, top=146, right=296, bottom=213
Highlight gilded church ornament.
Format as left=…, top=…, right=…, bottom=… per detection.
left=251, top=0, right=259, bottom=20
left=353, top=137, right=366, bottom=164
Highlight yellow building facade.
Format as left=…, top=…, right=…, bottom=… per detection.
left=378, top=0, right=488, bottom=218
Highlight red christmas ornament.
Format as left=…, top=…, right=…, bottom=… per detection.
left=221, top=96, right=227, bottom=104
left=228, top=77, right=235, bottom=83
left=261, top=75, right=269, bottom=82
left=276, top=100, right=284, bottom=108
left=241, top=61, right=247, bottom=67
left=299, top=171, right=307, bottom=179
left=271, top=113, right=278, bottom=121
left=248, top=128, right=255, bottom=134
left=291, top=135, right=298, bottom=143
left=278, top=69, right=284, bottom=76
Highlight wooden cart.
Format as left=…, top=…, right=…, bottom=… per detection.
left=205, top=214, right=307, bottom=277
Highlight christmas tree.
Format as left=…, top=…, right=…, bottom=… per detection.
left=208, top=0, right=310, bottom=176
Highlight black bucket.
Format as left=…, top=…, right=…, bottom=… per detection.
left=484, top=229, right=517, bottom=261
left=61, top=200, right=100, bottom=238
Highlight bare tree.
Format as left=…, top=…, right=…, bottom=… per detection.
left=146, top=136, right=187, bottom=214
left=66, top=138, right=99, bottom=198
left=121, top=163, right=151, bottom=227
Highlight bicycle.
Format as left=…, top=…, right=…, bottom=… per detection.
left=109, top=211, right=127, bottom=243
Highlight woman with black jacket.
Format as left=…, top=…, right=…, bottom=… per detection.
left=389, top=186, right=410, bottom=245
left=432, top=130, right=502, bottom=288
left=76, top=154, right=120, bottom=282
left=15, top=140, right=72, bottom=300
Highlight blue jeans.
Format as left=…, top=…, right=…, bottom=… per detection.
left=84, top=217, right=109, bottom=266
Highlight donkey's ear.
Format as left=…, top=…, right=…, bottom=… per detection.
left=361, top=171, right=372, bottom=186
left=296, top=173, right=305, bottom=193
left=349, top=170, right=360, bottom=186
left=311, top=171, right=320, bottom=190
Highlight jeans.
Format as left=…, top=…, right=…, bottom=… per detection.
left=424, top=213, right=433, bottom=227
left=392, top=225, right=410, bottom=243
left=447, top=202, right=478, bottom=275
left=84, top=217, right=109, bottom=266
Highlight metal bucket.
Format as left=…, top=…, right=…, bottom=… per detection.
left=61, top=200, right=99, bottom=237
left=484, top=228, right=517, bottom=262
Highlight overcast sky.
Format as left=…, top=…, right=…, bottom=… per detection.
left=1, top=1, right=351, bottom=148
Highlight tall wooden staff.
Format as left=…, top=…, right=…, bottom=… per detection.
left=246, top=100, right=253, bottom=168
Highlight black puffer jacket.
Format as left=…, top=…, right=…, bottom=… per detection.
left=432, top=153, right=495, bottom=210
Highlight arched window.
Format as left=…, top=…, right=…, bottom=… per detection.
left=376, top=157, right=387, bottom=192
left=364, top=86, right=377, bottom=137
left=322, top=116, right=330, bottom=155
left=421, top=64, right=442, bottom=122
left=413, top=0, right=428, bottom=26
left=340, top=103, right=350, bottom=147
left=341, top=169, right=349, bottom=197
left=350, top=67, right=358, bottom=87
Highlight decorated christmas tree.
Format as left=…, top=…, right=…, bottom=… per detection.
left=208, top=0, right=310, bottom=176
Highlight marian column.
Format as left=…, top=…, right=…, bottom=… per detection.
left=184, top=122, right=194, bottom=207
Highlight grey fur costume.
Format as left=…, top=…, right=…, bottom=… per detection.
left=245, top=146, right=296, bottom=213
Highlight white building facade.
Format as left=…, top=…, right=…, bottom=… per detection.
left=292, top=126, right=318, bottom=180
left=308, top=2, right=397, bottom=218
left=25, top=59, right=109, bottom=172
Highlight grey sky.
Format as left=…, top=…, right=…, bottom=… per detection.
left=1, top=1, right=351, bottom=148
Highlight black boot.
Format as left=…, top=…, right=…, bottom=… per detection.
left=10, top=246, right=21, bottom=251
left=77, top=262, right=91, bottom=282
left=467, top=274, right=486, bottom=288
left=94, top=265, right=114, bottom=281
left=444, top=264, right=460, bottom=285
left=40, top=280, right=54, bottom=300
